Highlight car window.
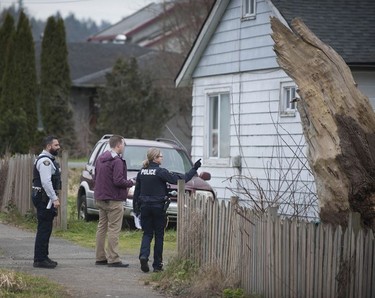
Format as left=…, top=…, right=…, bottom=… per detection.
left=98, top=143, right=109, bottom=160
left=124, top=146, right=192, bottom=173
left=88, top=142, right=106, bottom=166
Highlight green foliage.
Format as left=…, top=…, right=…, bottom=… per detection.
left=0, top=202, right=37, bottom=229
left=0, top=11, right=38, bottom=154
left=40, top=16, right=76, bottom=152
left=14, top=11, right=38, bottom=149
left=223, top=288, right=246, bottom=298
left=96, top=57, right=170, bottom=139
left=1, top=5, right=111, bottom=43
left=0, top=268, right=68, bottom=297
left=0, top=13, right=15, bottom=95
left=150, top=257, right=199, bottom=296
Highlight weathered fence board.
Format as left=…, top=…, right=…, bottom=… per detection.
left=178, top=191, right=375, bottom=297
left=0, top=153, right=68, bottom=229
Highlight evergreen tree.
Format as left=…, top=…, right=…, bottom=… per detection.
left=40, top=16, right=76, bottom=152
left=0, top=11, right=37, bottom=154
left=14, top=11, right=38, bottom=150
left=96, top=57, right=169, bottom=139
left=0, top=13, right=15, bottom=99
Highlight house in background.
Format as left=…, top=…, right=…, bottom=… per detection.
left=87, top=1, right=213, bottom=55
left=34, top=42, right=153, bottom=155
left=176, top=0, right=375, bottom=219
left=87, top=2, right=181, bottom=52
left=35, top=42, right=191, bottom=155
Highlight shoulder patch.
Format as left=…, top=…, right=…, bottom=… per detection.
left=43, top=160, right=51, bottom=166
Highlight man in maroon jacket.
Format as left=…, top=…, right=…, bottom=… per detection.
left=94, top=135, right=135, bottom=267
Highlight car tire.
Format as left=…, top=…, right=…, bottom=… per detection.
left=78, top=194, right=95, bottom=221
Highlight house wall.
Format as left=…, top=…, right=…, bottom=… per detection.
left=353, top=71, right=375, bottom=107
left=193, top=0, right=277, bottom=78
left=189, top=0, right=375, bottom=219
left=192, top=70, right=318, bottom=218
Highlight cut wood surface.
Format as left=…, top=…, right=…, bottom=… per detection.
left=271, top=17, right=375, bottom=229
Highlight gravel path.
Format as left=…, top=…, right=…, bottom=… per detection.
left=0, top=222, right=166, bottom=298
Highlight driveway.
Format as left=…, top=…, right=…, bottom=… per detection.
left=0, top=222, right=165, bottom=297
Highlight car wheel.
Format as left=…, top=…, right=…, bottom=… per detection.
left=78, top=194, right=94, bottom=221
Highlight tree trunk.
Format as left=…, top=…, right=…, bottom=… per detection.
left=270, top=17, right=375, bottom=229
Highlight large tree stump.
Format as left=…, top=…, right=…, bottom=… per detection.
left=270, top=17, right=375, bottom=229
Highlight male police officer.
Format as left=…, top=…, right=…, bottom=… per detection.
left=32, top=135, right=61, bottom=269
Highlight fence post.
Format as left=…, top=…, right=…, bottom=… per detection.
left=177, top=179, right=185, bottom=258
left=59, top=151, right=68, bottom=230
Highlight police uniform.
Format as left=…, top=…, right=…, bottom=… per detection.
left=133, top=161, right=197, bottom=272
left=32, top=150, right=61, bottom=265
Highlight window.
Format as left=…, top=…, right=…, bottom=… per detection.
left=280, top=82, right=298, bottom=116
left=243, top=0, right=256, bottom=18
left=88, top=142, right=106, bottom=166
left=208, top=93, right=230, bottom=158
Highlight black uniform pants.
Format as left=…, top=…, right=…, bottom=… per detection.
left=139, top=203, right=165, bottom=270
left=32, top=195, right=56, bottom=262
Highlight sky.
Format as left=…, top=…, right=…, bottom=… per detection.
left=1, top=0, right=160, bottom=24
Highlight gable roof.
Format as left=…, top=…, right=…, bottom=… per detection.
left=175, top=0, right=229, bottom=87
left=87, top=2, right=172, bottom=43
left=271, top=0, right=375, bottom=65
left=176, top=0, right=375, bottom=87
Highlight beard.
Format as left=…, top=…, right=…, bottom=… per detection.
left=50, top=149, right=59, bottom=156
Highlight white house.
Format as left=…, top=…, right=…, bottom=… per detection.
left=176, top=0, right=375, bottom=219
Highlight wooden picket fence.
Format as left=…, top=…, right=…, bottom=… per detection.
left=177, top=182, right=375, bottom=298
left=0, top=153, right=68, bottom=229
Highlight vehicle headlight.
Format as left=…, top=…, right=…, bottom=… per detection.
left=195, top=190, right=214, bottom=200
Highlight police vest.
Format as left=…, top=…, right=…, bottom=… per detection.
left=138, top=167, right=168, bottom=202
left=32, top=155, right=62, bottom=191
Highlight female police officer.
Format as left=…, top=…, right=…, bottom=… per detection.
left=133, top=147, right=201, bottom=273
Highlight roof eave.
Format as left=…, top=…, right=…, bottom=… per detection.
left=175, top=0, right=230, bottom=88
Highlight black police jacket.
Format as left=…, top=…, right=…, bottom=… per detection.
left=133, top=161, right=197, bottom=207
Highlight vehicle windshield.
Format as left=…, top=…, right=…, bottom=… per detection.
left=124, top=146, right=192, bottom=173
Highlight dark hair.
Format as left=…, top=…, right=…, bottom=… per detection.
left=109, top=135, right=125, bottom=148
left=42, top=135, right=58, bottom=149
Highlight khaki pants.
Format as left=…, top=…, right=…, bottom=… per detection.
left=95, top=200, right=124, bottom=264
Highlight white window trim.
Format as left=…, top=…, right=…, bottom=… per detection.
left=242, top=0, right=257, bottom=20
left=280, top=81, right=298, bottom=117
left=204, top=88, right=231, bottom=167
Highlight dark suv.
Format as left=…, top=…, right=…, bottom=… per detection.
left=77, top=135, right=215, bottom=225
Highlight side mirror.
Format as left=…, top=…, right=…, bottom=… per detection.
left=199, top=172, right=211, bottom=181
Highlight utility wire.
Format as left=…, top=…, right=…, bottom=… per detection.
left=1, top=0, right=92, bottom=4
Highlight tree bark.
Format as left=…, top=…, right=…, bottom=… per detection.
left=270, top=17, right=375, bottom=229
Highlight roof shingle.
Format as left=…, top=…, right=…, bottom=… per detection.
left=271, top=0, right=375, bottom=64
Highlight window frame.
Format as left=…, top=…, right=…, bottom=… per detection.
left=206, top=92, right=230, bottom=160
left=280, top=82, right=298, bottom=117
left=242, top=0, right=257, bottom=20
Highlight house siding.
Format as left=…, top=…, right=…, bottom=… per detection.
left=193, top=0, right=278, bottom=78
left=353, top=71, right=375, bottom=107
left=192, top=69, right=318, bottom=218
left=188, top=0, right=375, bottom=219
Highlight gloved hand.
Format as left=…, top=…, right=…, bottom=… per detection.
left=194, top=158, right=202, bottom=170
left=133, top=205, right=140, bottom=217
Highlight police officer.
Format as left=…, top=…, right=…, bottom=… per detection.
left=32, top=135, right=61, bottom=269
left=133, top=147, right=201, bottom=273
